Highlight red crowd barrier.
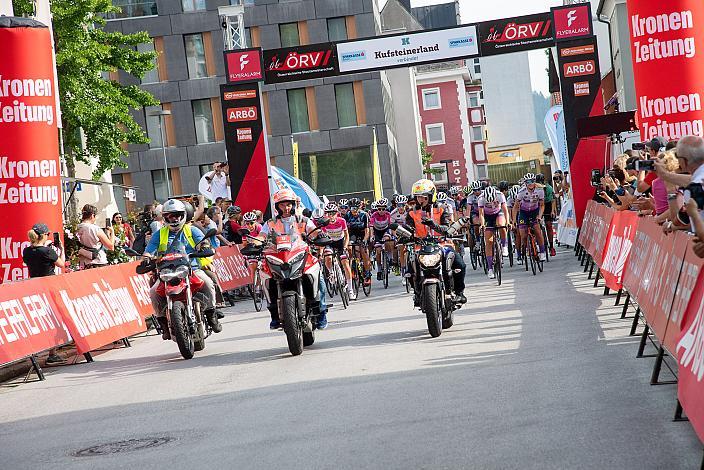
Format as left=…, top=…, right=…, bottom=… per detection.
left=581, top=202, right=704, bottom=444
left=0, top=245, right=250, bottom=366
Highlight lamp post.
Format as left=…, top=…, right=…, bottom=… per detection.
left=149, top=109, right=172, bottom=198
left=440, top=159, right=453, bottom=191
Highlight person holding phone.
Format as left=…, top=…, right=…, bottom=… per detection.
left=22, top=223, right=66, bottom=364
left=206, top=162, right=230, bottom=200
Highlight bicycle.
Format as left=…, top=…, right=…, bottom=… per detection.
left=247, top=256, right=265, bottom=312
left=375, top=240, right=392, bottom=289
left=324, top=247, right=349, bottom=309
left=540, top=218, right=551, bottom=263
left=482, top=225, right=505, bottom=285
left=506, top=227, right=515, bottom=268
left=468, top=223, right=484, bottom=271
left=521, top=222, right=544, bottom=276
left=349, top=240, right=371, bottom=298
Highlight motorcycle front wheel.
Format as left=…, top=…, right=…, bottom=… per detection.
left=422, top=283, right=443, bottom=338
left=171, top=301, right=195, bottom=359
left=282, top=295, right=303, bottom=356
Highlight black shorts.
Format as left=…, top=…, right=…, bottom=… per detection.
left=324, top=239, right=346, bottom=255
left=373, top=228, right=391, bottom=242
left=543, top=201, right=553, bottom=218
left=484, top=212, right=505, bottom=228
left=349, top=229, right=366, bottom=242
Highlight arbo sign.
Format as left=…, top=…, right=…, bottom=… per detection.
left=563, top=59, right=596, bottom=77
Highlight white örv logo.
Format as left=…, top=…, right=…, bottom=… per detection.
left=239, top=54, right=250, bottom=70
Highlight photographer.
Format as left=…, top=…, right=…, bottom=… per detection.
left=205, top=163, right=230, bottom=201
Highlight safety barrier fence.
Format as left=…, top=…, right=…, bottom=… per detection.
left=576, top=200, right=704, bottom=456
left=0, top=245, right=251, bottom=379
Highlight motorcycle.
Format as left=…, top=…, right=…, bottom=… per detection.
left=241, top=224, right=331, bottom=356
left=393, top=220, right=466, bottom=338
left=127, top=228, right=218, bottom=360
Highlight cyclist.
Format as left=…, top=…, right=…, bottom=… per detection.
left=498, top=180, right=510, bottom=197
left=406, top=179, right=467, bottom=305
left=536, top=174, right=557, bottom=257
left=513, top=173, right=547, bottom=262
left=390, top=195, right=409, bottom=278
left=436, top=192, right=456, bottom=221
left=319, top=202, right=355, bottom=300
left=506, top=185, right=522, bottom=261
left=241, top=211, right=263, bottom=282
left=346, top=198, right=372, bottom=286
left=478, top=186, right=509, bottom=280
left=338, top=198, right=349, bottom=219
left=370, top=198, right=394, bottom=280
left=466, top=181, right=483, bottom=254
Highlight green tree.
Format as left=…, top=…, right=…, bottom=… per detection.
left=12, top=0, right=158, bottom=178
left=420, top=140, right=444, bottom=177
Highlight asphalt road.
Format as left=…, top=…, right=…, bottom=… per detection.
left=0, top=247, right=701, bottom=469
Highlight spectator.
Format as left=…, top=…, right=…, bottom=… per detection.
left=111, top=212, right=135, bottom=248
left=219, top=197, right=233, bottom=214
left=223, top=205, right=243, bottom=244
left=76, top=204, right=115, bottom=269
left=650, top=151, right=679, bottom=217
left=686, top=199, right=704, bottom=258
left=22, top=223, right=66, bottom=364
left=254, top=209, right=264, bottom=224
left=204, top=163, right=230, bottom=200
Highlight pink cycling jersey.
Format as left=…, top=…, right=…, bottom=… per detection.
left=516, top=187, right=545, bottom=212
left=478, top=193, right=506, bottom=215
left=370, top=211, right=391, bottom=230
left=322, top=217, right=347, bottom=241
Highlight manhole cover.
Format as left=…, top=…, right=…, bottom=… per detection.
left=74, top=437, right=173, bottom=457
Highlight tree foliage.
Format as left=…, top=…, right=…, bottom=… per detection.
left=420, top=140, right=444, bottom=176
left=13, top=0, right=158, bottom=178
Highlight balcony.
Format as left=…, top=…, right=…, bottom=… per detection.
left=107, top=1, right=158, bottom=20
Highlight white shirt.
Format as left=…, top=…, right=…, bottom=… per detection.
left=691, top=163, right=704, bottom=184
left=209, top=171, right=230, bottom=200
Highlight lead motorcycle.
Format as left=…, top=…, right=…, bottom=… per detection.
left=127, top=228, right=218, bottom=360
left=393, top=220, right=466, bottom=338
left=241, top=224, right=331, bottom=356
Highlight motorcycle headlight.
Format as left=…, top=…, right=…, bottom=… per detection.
left=418, top=253, right=442, bottom=268
left=266, top=255, right=284, bottom=266
left=288, top=251, right=307, bottom=278
left=160, top=265, right=189, bottom=282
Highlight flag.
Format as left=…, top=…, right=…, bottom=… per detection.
left=270, top=166, right=322, bottom=211
left=372, top=128, right=383, bottom=200
left=292, top=140, right=299, bottom=179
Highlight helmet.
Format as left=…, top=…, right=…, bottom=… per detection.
left=523, top=172, right=536, bottom=183
left=348, top=197, right=361, bottom=209
left=508, top=186, right=518, bottom=200
left=273, top=188, right=297, bottom=205
left=243, top=211, right=257, bottom=222
left=162, top=199, right=187, bottom=231
left=395, top=194, right=408, bottom=204
left=470, top=180, right=483, bottom=191
left=323, top=202, right=338, bottom=213
left=226, top=205, right=241, bottom=217
left=483, top=186, right=498, bottom=203
left=462, top=185, right=471, bottom=194
left=535, top=174, right=545, bottom=184
left=498, top=180, right=509, bottom=191
left=449, top=186, right=460, bottom=196
left=436, top=192, right=448, bottom=202
left=338, top=198, right=349, bottom=208
left=376, top=198, right=389, bottom=208
left=370, top=200, right=378, bottom=210
left=411, top=178, right=437, bottom=202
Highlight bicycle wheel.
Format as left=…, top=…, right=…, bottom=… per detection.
left=351, top=259, right=360, bottom=296
left=529, top=237, right=537, bottom=276
left=523, top=245, right=529, bottom=272
left=383, top=252, right=389, bottom=289
left=251, top=270, right=263, bottom=312
left=494, top=240, right=502, bottom=286
left=469, top=245, right=478, bottom=270
left=507, top=230, right=514, bottom=267
left=323, top=262, right=336, bottom=298
left=480, top=233, right=488, bottom=274
left=335, top=257, right=349, bottom=309
left=541, top=224, right=550, bottom=262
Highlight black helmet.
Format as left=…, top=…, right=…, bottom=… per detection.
left=498, top=180, right=509, bottom=191
left=536, top=174, right=545, bottom=184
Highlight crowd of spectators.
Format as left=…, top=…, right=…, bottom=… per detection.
left=593, top=134, right=704, bottom=258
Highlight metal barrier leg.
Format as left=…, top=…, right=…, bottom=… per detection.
left=615, top=288, right=623, bottom=305
left=122, top=337, right=131, bottom=348
left=637, top=324, right=650, bottom=358
left=673, top=400, right=688, bottom=422
left=629, top=307, right=641, bottom=336
left=593, top=269, right=600, bottom=288
left=603, top=286, right=610, bottom=296
left=620, top=293, right=630, bottom=319
left=587, top=259, right=595, bottom=278
left=30, top=355, right=45, bottom=381
left=83, top=352, right=94, bottom=363
left=650, top=346, right=678, bottom=385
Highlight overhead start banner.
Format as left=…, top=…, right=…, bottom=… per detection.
left=336, top=25, right=479, bottom=73
left=478, top=12, right=554, bottom=56
left=263, top=43, right=339, bottom=84
left=627, top=0, right=704, bottom=140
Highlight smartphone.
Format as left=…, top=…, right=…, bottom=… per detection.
left=106, top=217, right=112, bottom=228
left=635, top=159, right=656, bottom=172
left=590, top=169, right=602, bottom=187
left=53, top=232, right=61, bottom=248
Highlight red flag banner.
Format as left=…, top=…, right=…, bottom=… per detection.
left=600, top=210, right=638, bottom=290
left=585, top=203, right=615, bottom=263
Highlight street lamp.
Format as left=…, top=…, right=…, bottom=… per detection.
left=440, top=159, right=453, bottom=190
left=149, top=108, right=172, bottom=198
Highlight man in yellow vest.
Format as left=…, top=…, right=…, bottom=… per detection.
left=143, top=199, right=221, bottom=339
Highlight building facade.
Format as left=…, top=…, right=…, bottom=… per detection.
left=106, top=0, right=402, bottom=209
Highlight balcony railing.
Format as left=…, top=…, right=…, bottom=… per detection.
left=107, top=1, right=158, bottom=20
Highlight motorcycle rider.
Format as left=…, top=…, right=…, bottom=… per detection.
left=405, top=179, right=468, bottom=305
left=143, top=199, right=221, bottom=339
left=258, top=188, right=330, bottom=330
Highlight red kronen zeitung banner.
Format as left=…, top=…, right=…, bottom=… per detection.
left=627, top=0, right=704, bottom=140
left=0, top=18, right=63, bottom=283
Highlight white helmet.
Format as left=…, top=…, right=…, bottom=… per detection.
left=523, top=172, right=536, bottom=182
left=323, top=202, right=339, bottom=213
left=243, top=211, right=257, bottom=222
left=376, top=198, right=389, bottom=208
left=162, top=199, right=187, bottom=231
left=483, top=186, right=498, bottom=203
left=509, top=185, right=520, bottom=200
left=436, top=192, right=448, bottom=202
left=395, top=194, right=408, bottom=204
left=470, top=180, right=483, bottom=191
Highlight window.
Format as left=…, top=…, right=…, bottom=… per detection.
left=199, top=164, right=212, bottom=177
left=327, top=17, right=347, bottom=42
left=471, top=126, right=483, bottom=141
left=425, top=123, right=445, bottom=145
left=184, top=34, right=207, bottom=79
left=152, top=169, right=172, bottom=202
left=476, top=164, right=488, bottom=179
left=192, top=99, right=215, bottom=144
left=473, top=58, right=481, bottom=74
left=467, top=92, right=479, bottom=108
left=335, top=83, right=357, bottom=127
left=300, top=148, right=373, bottom=197
left=182, top=0, right=206, bottom=12
left=279, top=23, right=300, bottom=48
left=422, top=88, right=441, bottom=110
left=138, top=40, right=159, bottom=84
left=107, top=0, right=158, bottom=19
left=112, top=173, right=127, bottom=215
left=145, top=105, right=164, bottom=149
left=287, top=89, right=309, bottom=133
left=429, top=163, right=448, bottom=185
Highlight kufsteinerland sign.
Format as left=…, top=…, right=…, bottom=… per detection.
left=336, top=25, right=479, bottom=73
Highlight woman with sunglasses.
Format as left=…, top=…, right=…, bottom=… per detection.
left=111, top=212, right=135, bottom=248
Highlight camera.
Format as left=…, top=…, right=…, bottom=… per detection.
left=632, top=142, right=646, bottom=151
left=688, top=183, right=704, bottom=210
left=635, top=159, right=656, bottom=172
left=590, top=169, right=602, bottom=187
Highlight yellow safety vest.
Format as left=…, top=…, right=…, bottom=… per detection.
left=158, top=224, right=213, bottom=268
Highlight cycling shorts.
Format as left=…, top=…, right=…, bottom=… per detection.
left=484, top=212, right=505, bottom=228
left=373, top=228, right=391, bottom=243
left=543, top=201, right=553, bottom=218
left=324, top=239, right=346, bottom=255
left=518, top=209, right=540, bottom=227
left=349, top=228, right=366, bottom=241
